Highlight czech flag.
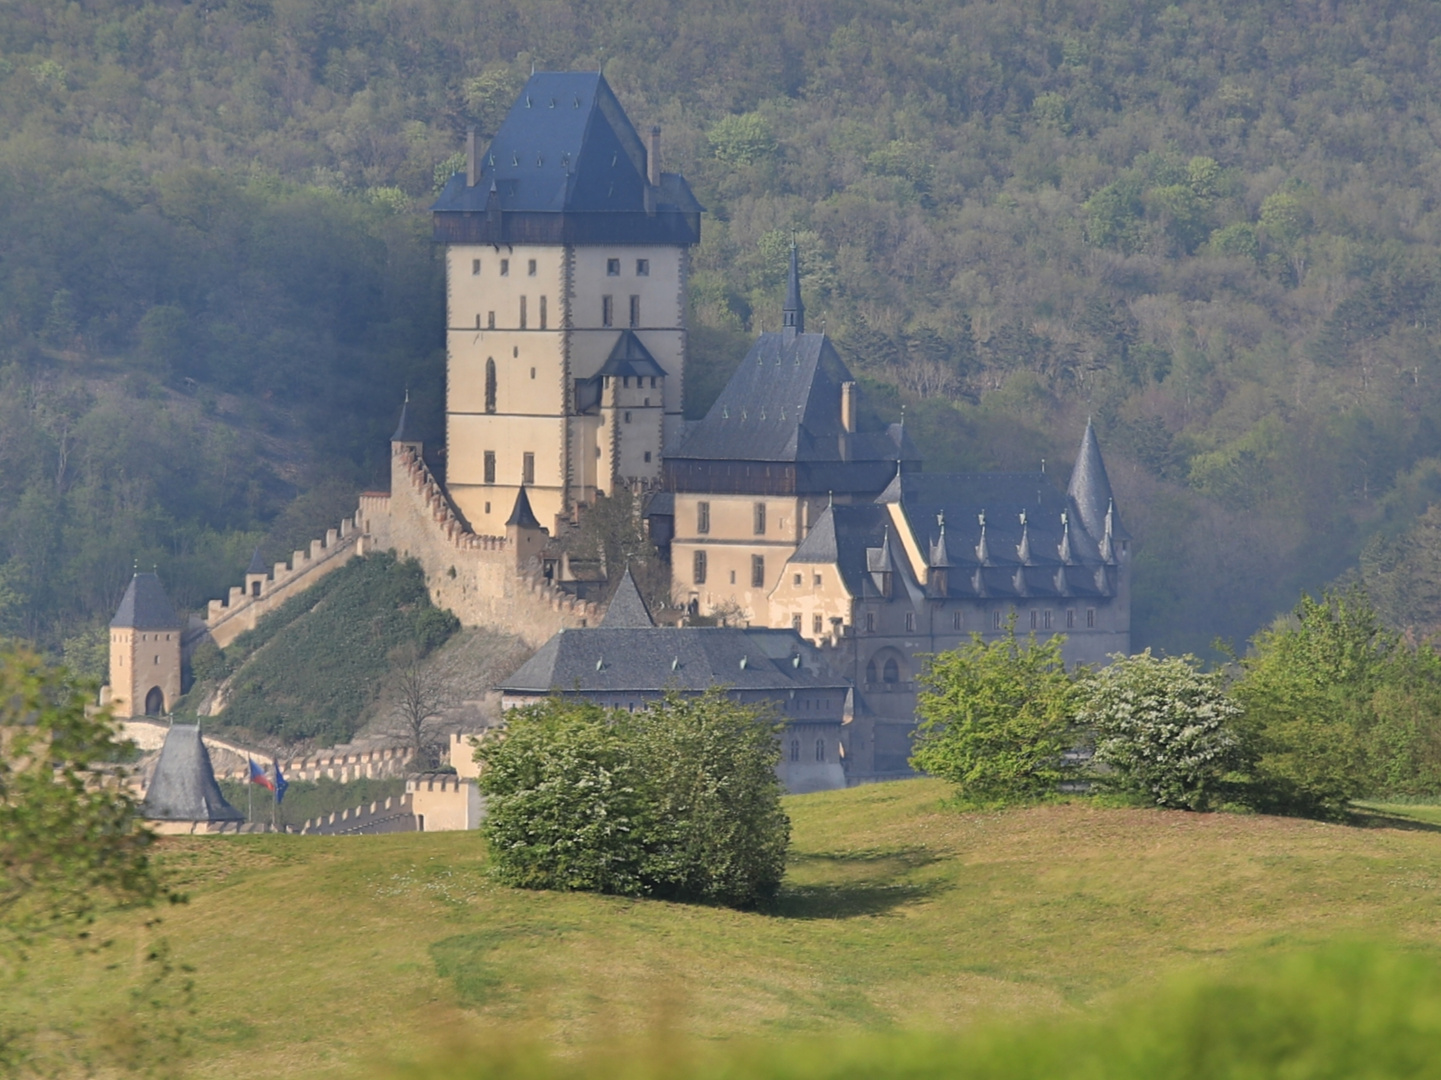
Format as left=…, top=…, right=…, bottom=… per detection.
left=274, top=760, right=289, bottom=804
left=248, top=756, right=275, bottom=792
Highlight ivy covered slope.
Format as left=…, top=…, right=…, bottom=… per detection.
left=9, top=1, right=1441, bottom=652
left=185, top=554, right=458, bottom=746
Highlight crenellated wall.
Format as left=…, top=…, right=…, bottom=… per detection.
left=297, top=794, right=417, bottom=835
left=407, top=774, right=484, bottom=831
left=216, top=745, right=415, bottom=783
left=205, top=513, right=364, bottom=648
left=362, top=443, right=599, bottom=646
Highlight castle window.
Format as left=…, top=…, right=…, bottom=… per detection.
left=1067, top=609, right=1076, bottom=628
left=883, top=658, right=900, bottom=683
left=993, top=611, right=1002, bottom=629
left=816, top=739, right=826, bottom=762
left=650, top=377, right=657, bottom=388
left=865, top=612, right=876, bottom=633
left=866, top=660, right=877, bottom=683
left=751, top=555, right=765, bottom=588
left=485, top=502, right=491, bottom=514
left=813, top=614, right=823, bottom=635
left=252, top=581, right=260, bottom=597
left=905, top=612, right=916, bottom=632
left=1087, top=608, right=1096, bottom=628
left=602, top=295, right=614, bottom=326
left=790, top=739, right=799, bottom=762
left=528, top=258, right=537, bottom=276
left=814, top=573, right=822, bottom=586
left=636, top=258, right=649, bottom=276
left=484, top=358, right=497, bottom=413
left=730, top=570, right=736, bottom=584
left=753, top=502, right=766, bottom=535
left=792, top=614, right=802, bottom=632
left=530, top=367, right=536, bottom=379
left=607, top=258, right=620, bottom=276
left=624, top=411, right=631, bottom=423
left=644, top=451, right=652, bottom=462
left=629, top=295, right=640, bottom=327
left=475, top=314, right=482, bottom=329
left=500, top=259, right=509, bottom=276
left=522, top=453, right=535, bottom=485
left=519, top=296, right=527, bottom=329
left=487, top=311, right=495, bottom=329
left=1030, top=610, right=1038, bottom=630
left=692, top=550, right=707, bottom=584
left=697, top=501, right=710, bottom=534
left=1044, top=609, right=1053, bottom=629
left=472, top=258, right=481, bottom=275
left=794, top=574, right=802, bottom=586
left=952, top=611, right=962, bottom=630
left=539, top=295, right=547, bottom=329
left=483, top=451, right=496, bottom=484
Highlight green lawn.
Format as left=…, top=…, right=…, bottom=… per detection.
left=14, top=782, right=1441, bottom=1078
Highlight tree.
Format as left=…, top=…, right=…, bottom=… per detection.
left=383, top=643, right=454, bottom=768
left=477, top=690, right=791, bottom=907
left=1078, top=650, right=1240, bottom=810
left=911, top=622, right=1079, bottom=802
left=631, top=689, right=789, bottom=906
left=1231, top=588, right=1398, bottom=818
left=0, top=646, right=171, bottom=1070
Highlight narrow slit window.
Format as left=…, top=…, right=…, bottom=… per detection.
left=602, top=295, right=613, bottom=327
left=905, top=612, right=916, bottom=632
left=522, top=452, right=535, bottom=485
left=539, top=295, right=547, bottom=329
left=519, top=296, right=527, bottom=329
left=483, top=451, right=496, bottom=484
left=952, top=611, right=962, bottom=630
left=753, top=502, right=766, bottom=535
left=751, top=554, right=765, bottom=588
left=693, top=549, right=707, bottom=584
left=487, top=311, right=495, bottom=329
left=500, top=258, right=509, bottom=276
left=484, top=358, right=497, bottom=414
left=629, top=295, right=640, bottom=327
left=1087, top=608, right=1096, bottom=628
left=697, top=501, right=710, bottom=534
left=527, top=258, right=537, bottom=276
left=471, top=258, right=481, bottom=275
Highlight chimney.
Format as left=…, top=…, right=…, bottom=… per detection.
left=647, top=126, right=661, bottom=187
left=840, top=381, right=857, bottom=433
left=466, top=127, right=478, bottom=187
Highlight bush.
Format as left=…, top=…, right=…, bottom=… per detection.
left=910, top=622, right=1078, bottom=802
left=478, top=689, right=789, bottom=907
left=1077, top=650, right=1241, bottom=810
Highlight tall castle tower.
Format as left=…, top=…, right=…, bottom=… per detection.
left=108, top=571, right=182, bottom=718
left=431, top=73, right=702, bottom=534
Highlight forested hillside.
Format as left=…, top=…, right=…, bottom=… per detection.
left=6, top=0, right=1441, bottom=657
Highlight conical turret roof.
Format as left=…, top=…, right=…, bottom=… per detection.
left=1066, top=420, right=1126, bottom=542
left=391, top=392, right=419, bottom=444
left=246, top=547, right=268, bottom=576
left=505, top=486, right=542, bottom=529
left=142, top=725, right=245, bottom=823
left=111, top=572, right=181, bottom=630
left=783, top=241, right=804, bottom=334
left=600, top=567, right=655, bottom=628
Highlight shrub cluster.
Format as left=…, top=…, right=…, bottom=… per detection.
left=477, top=689, right=790, bottom=908
left=913, top=588, right=1441, bottom=818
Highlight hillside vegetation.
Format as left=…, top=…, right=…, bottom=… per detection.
left=10, top=781, right=1441, bottom=1077
left=186, top=553, right=458, bottom=745
left=8, top=1, right=1441, bottom=652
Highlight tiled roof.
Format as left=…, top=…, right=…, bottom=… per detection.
left=142, top=725, right=245, bottom=822
left=498, top=626, right=845, bottom=695
left=596, top=330, right=668, bottom=380
left=110, top=573, right=181, bottom=630
left=505, top=486, right=542, bottom=529
left=600, top=568, right=654, bottom=628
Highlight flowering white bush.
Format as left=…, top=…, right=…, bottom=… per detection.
left=1078, top=650, right=1241, bottom=810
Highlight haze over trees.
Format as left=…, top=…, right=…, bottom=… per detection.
left=5, top=1, right=1441, bottom=656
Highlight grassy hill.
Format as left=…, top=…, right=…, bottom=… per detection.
left=12, top=781, right=1441, bottom=1077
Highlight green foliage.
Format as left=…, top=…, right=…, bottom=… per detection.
left=1078, top=650, right=1241, bottom=810
left=0, top=647, right=163, bottom=944
left=1232, top=587, right=1441, bottom=815
left=707, top=113, right=777, bottom=166
left=212, top=553, right=459, bottom=744
left=911, top=622, right=1078, bottom=802
left=479, top=690, right=789, bottom=907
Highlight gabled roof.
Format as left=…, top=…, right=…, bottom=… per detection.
left=505, top=486, right=542, bottom=529
left=596, top=330, right=668, bottom=380
left=111, top=573, right=181, bottom=630
left=600, top=567, right=654, bottom=628
left=142, top=725, right=245, bottom=822
left=671, top=333, right=915, bottom=466
left=431, top=72, right=702, bottom=245
left=498, top=626, right=846, bottom=696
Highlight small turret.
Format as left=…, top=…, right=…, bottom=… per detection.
left=391, top=390, right=420, bottom=448
left=1066, top=418, right=1125, bottom=545
left=108, top=571, right=183, bottom=718
left=505, top=486, right=547, bottom=569
left=782, top=241, right=804, bottom=338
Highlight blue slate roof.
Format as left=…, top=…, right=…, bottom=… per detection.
left=596, top=330, right=668, bottom=379
left=432, top=72, right=702, bottom=245
left=111, top=573, right=182, bottom=630
left=142, top=725, right=244, bottom=822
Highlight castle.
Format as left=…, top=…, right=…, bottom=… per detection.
left=110, top=71, right=1130, bottom=785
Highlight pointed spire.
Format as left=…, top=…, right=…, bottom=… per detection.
left=246, top=547, right=267, bottom=576
left=505, top=486, right=542, bottom=529
left=782, top=239, right=804, bottom=336
left=391, top=390, right=418, bottom=445
left=929, top=511, right=952, bottom=569
left=975, top=510, right=991, bottom=564
left=1057, top=511, right=1074, bottom=564
left=1016, top=510, right=1032, bottom=564
left=1066, top=418, right=1121, bottom=543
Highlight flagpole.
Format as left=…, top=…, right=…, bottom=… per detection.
left=271, top=759, right=279, bottom=832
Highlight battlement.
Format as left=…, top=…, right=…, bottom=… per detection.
left=218, top=745, right=414, bottom=784
left=406, top=774, right=469, bottom=795
left=205, top=510, right=364, bottom=648
left=298, top=794, right=416, bottom=835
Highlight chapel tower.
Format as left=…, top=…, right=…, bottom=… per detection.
left=108, top=571, right=183, bottom=718
left=431, top=73, right=702, bottom=534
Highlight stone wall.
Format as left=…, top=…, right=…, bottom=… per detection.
left=363, top=443, right=599, bottom=647
left=214, top=745, right=415, bottom=783
left=297, top=794, right=417, bottom=835
left=408, top=774, right=484, bottom=831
